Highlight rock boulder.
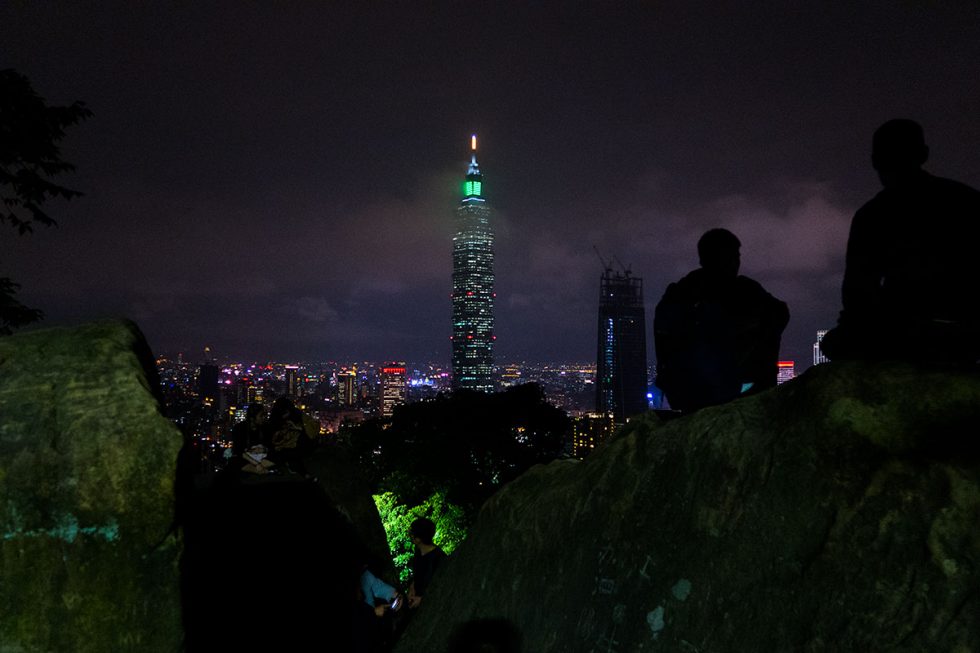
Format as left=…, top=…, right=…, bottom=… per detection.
left=0, top=320, right=182, bottom=652
left=397, top=361, right=980, bottom=652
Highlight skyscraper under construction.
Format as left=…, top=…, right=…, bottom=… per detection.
left=596, top=267, right=648, bottom=423
left=451, top=135, right=495, bottom=392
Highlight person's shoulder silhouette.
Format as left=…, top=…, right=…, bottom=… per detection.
left=822, top=119, right=980, bottom=365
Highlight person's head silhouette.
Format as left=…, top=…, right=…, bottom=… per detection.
left=872, top=119, right=929, bottom=188
left=698, top=228, right=740, bottom=278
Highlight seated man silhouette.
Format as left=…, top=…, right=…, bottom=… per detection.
left=655, top=228, right=789, bottom=412
left=821, top=119, right=980, bottom=366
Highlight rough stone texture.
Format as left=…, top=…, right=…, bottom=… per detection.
left=0, top=320, right=183, bottom=652
left=307, top=444, right=396, bottom=580
left=397, top=362, right=980, bottom=652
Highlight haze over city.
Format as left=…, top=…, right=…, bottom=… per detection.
left=3, top=2, right=979, bottom=366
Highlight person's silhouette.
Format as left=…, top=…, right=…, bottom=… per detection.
left=654, top=228, right=789, bottom=413
left=821, top=119, right=980, bottom=365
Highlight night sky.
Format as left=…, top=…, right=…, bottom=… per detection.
left=4, top=2, right=979, bottom=367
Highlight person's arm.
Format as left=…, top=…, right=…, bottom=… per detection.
left=407, top=582, right=420, bottom=608
left=653, top=286, right=685, bottom=391
left=370, top=573, right=397, bottom=603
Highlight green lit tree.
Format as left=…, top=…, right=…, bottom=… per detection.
left=374, top=490, right=467, bottom=584
left=0, top=69, right=91, bottom=334
left=350, top=383, right=570, bottom=512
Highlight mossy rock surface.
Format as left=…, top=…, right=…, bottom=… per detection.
left=397, top=362, right=980, bottom=653
left=0, top=320, right=182, bottom=652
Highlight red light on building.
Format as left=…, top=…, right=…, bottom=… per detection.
left=776, top=360, right=796, bottom=386
left=382, top=367, right=406, bottom=374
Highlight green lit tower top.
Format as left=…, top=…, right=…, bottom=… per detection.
left=451, top=135, right=495, bottom=392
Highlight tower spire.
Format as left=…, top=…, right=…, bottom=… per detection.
left=464, top=133, right=483, bottom=199
left=467, top=133, right=481, bottom=179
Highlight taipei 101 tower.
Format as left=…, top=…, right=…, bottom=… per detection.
left=451, top=135, right=495, bottom=392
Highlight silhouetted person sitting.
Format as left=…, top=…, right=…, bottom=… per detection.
left=264, top=397, right=314, bottom=476
left=821, top=119, right=980, bottom=366
left=655, top=228, right=789, bottom=412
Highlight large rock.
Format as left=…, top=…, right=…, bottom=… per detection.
left=180, top=446, right=396, bottom=651
left=0, top=320, right=182, bottom=652
left=307, top=444, right=397, bottom=581
left=397, top=362, right=980, bottom=652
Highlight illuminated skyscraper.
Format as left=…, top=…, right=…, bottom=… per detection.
left=285, top=365, right=299, bottom=397
left=596, top=269, right=648, bottom=423
left=813, top=329, right=829, bottom=365
left=380, top=363, right=407, bottom=417
left=451, top=135, right=495, bottom=393
left=337, top=368, right=357, bottom=407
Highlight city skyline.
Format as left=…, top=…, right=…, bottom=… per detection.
left=3, top=4, right=979, bottom=368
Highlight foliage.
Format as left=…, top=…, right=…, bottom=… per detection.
left=1, top=69, right=91, bottom=234
left=373, top=490, right=467, bottom=584
left=350, top=383, right=571, bottom=515
left=0, top=69, right=91, bottom=334
left=0, top=278, right=44, bottom=336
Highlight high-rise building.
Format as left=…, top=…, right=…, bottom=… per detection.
left=777, top=360, right=796, bottom=384
left=596, top=269, right=648, bottom=423
left=451, top=134, right=495, bottom=393
left=380, top=363, right=407, bottom=417
left=236, top=375, right=253, bottom=405
left=571, top=412, right=616, bottom=458
left=285, top=365, right=299, bottom=397
left=813, top=329, right=829, bottom=365
left=337, top=368, right=357, bottom=407
left=198, top=363, right=219, bottom=406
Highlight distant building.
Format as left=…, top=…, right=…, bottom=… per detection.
left=320, top=408, right=365, bottom=434
left=236, top=375, right=254, bottom=406
left=337, top=368, right=357, bottom=407
left=813, top=330, right=829, bottom=365
left=596, top=269, right=648, bottom=423
left=285, top=365, right=299, bottom=397
left=451, top=134, right=495, bottom=393
left=571, top=412, right=616, bottom=458
left=777, top=360, right=795, bottom=385
left=198, top=363, right=219, bottom=406
left=380, top=363, right=407, bottom=417
left=499, top=363, right=522, bottom=387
